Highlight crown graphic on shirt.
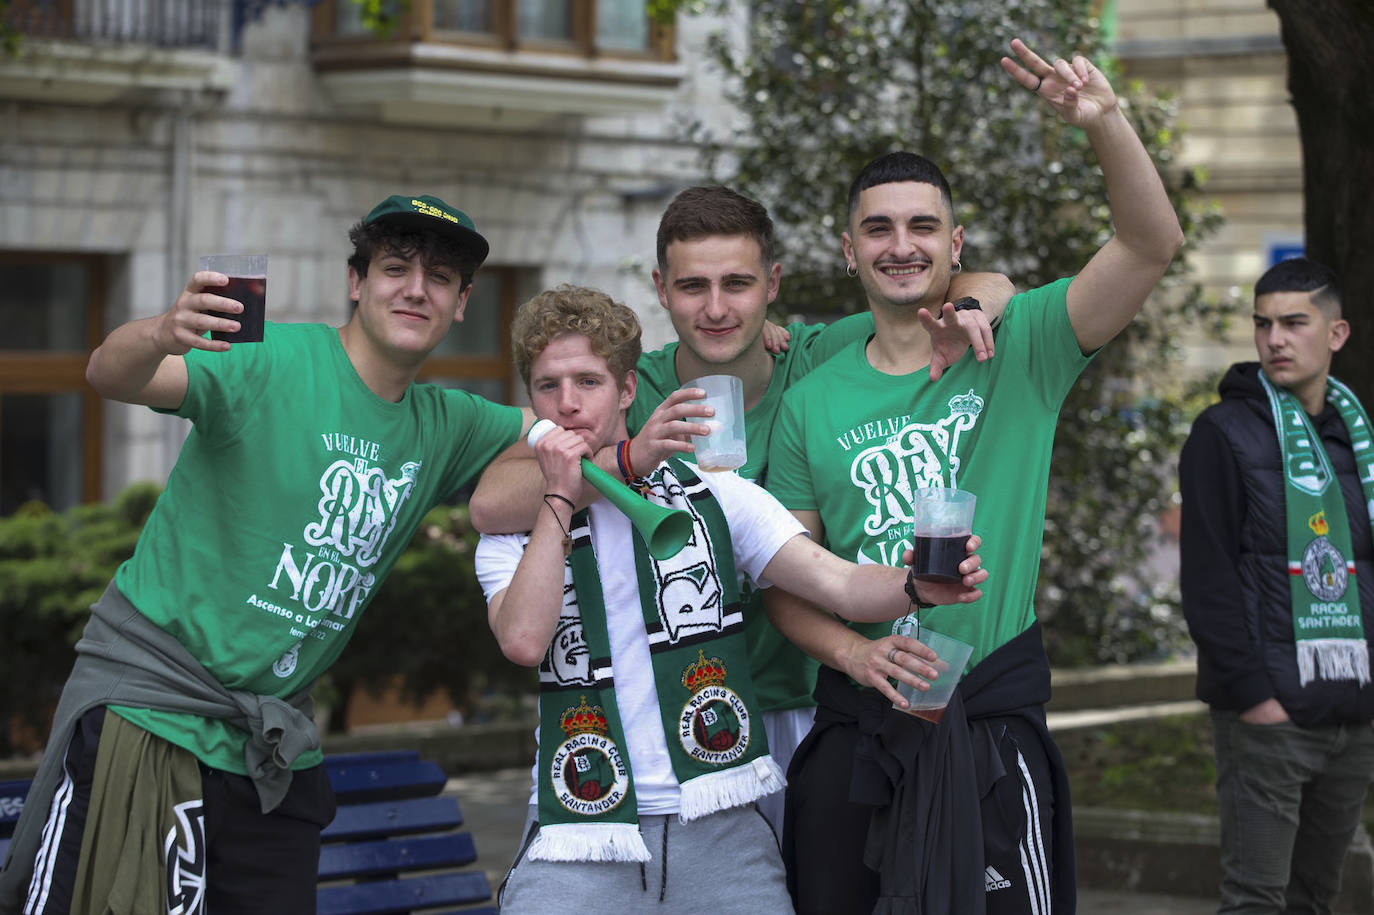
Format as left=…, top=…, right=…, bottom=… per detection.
left=947, top=389, right=985, bottom=416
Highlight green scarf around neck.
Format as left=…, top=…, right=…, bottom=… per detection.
left=1258, top=370, right=1374, bottom=686
left=527, top=460, right=782, bottom=863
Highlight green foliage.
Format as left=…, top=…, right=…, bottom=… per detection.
left=697, top=0, right=1232, bottom=664
left=0, top=0, right=23, bottom=56
left=346, top=0, right=409, bottom=36
left=649, top=0, right=707, bottom=25
left=0, top=490, right=527, bottom=749
left=0, top=485, right=158, bottom=754
left=325, top=504, right=536, bottom=729
left=1059, top=712, right=1217, bottom=811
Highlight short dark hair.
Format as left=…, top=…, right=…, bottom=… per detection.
left=846, top=152, right=954, bottom=222
left=346, top=221, right=483, bottom=290
left=656, top=186, right=776, bottom=271
left=1255, top=257, right=1342, bottom=318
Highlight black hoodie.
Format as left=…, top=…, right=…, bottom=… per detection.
left=1179, top=361, right=1374, bottom=726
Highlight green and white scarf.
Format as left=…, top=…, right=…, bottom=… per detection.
left=527, top=459, right=782, bottom=863
left=1259, top=370, right=1374, bottom=686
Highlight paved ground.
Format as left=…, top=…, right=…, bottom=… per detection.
left=444, top=766, right=1221, bottom=913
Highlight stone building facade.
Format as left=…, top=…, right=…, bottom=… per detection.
left=1115, top=0, right=1299, bottom=369
left=0, top=0, right=1302, bottom=514
left=0, top=0, right=743, bottom=511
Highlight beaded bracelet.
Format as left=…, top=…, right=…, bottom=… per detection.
left=615, top=439, right=652, bottom=495
left=615, top=440, right=635, bottom=481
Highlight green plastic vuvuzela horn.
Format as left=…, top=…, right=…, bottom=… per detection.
left=528, top=419, right=694, bottom=560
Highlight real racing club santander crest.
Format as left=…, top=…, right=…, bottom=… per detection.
left=550, top=696, right=630, bottom=815
left=677, top=649, right=750, bottom=764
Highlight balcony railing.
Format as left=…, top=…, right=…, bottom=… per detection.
left=307, top=0, right=682, bottom=126
left=312, top=0, right=675, bottom=63
left=4, top=0, right=224, bottom=49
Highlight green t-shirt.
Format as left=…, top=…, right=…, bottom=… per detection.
left=767, top=278, right=1089, bottom=669
left=112, top=322, right=523, bottom=773
left=627, top=312, right=874, bottom=710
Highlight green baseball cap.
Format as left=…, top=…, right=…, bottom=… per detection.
left=362, top=194, right=490, bottom=265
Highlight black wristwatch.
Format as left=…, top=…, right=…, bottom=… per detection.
left=952, top=296, right=981, bottom=312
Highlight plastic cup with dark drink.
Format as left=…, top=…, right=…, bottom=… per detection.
left=200, top=254, right=267, bottom=343
left=890, top=616, right=974, bottom=723
left=910, top=487, right=976, bottom=583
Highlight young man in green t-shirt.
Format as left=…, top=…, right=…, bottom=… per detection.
left=469, top=185, right=1012, bottom=832
left=763, top=40, right=1185, bottom=914
left=0, top=195, right=530, bottom=914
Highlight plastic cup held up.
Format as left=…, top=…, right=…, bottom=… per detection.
left=910, top=487, right=976, bottom=583
left=685, top=374, right=746, bottom=472
left=200, top=253, right=267, bottom=343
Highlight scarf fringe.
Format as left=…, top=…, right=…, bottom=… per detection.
left=526, top=822, right=651, bottom=863
left=1297, top=638, right=1372, bottom=687
left=678, top=755, right=785, bottom=822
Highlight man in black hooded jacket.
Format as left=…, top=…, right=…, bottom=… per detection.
left=1180, top=256, right=1374, bottom=914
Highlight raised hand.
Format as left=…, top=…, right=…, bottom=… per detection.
left=1000, top=37, right=1119, bottom=129
left=627, top=388, right=714, bottom=474
left=156, top=271, right=246, bottom=356
left=919, top=301, right=995, bottom=382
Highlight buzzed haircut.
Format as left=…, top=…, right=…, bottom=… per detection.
left=656, top=186, right=776, bottom=271
left=847, top=152, right=955, bottom=222
left=511, top=284, right=642, bottom=389
left=1255, top=257, right=1342, bottom=319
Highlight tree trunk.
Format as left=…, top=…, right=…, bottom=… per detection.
left=1268, top=1, right=1374, bottom=404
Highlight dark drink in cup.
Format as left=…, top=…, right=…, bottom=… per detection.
left=200, top=254, right=267, bottom=344
left=910, top=533, right=968, bottom=583
left=910, top=487, right=976, bottom=583
left=911, top=706, right=945, bottom=724
left=209, top=276, right=266, bottom=343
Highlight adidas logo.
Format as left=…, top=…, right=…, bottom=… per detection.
left=984, top=865, right=1012, bottom=892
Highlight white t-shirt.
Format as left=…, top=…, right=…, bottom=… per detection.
left=475, top=463, right=806, bottom=813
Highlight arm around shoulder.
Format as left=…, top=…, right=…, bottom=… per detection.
left=948, top=271, right=1014, bottom=326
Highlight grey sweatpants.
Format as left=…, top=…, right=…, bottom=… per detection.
left=1212, top=710, right=1374, bottom=914
left=498, top=803, right=792, bottom=913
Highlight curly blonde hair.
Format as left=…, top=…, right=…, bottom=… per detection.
left=512, top=284, right=642, bottom=389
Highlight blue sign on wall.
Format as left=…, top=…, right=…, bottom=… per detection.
left=1267, top=241, right=1305, bottom=267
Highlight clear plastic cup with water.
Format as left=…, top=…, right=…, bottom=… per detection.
left=685, top=374, right=746, bottom=472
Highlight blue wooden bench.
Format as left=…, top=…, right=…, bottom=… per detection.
left=1, top=751, right=496, bottom=914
